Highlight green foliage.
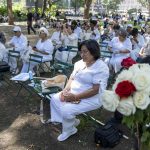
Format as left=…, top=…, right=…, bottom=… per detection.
left=122, top=105, right=150, bottom=148
left=127, top=8, right=137, bottom=15
left=0, top=6, right=7, bottom=16
left=102, top=0, right=124, bottom=12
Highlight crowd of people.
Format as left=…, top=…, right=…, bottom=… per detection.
left=0, top=13, right=150, bottom=142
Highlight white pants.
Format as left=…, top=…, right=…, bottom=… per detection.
left=50, top=92, right=101, bottom=133
left=21, top=58, right=51, bottom=73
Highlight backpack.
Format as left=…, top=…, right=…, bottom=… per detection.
left=94, top=124, right=122, bottom=148
left=0, top=61, right=10, bottom=72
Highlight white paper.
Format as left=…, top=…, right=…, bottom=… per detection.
left=11, top=73, right=30, bottom=81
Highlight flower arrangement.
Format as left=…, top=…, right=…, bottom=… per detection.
left=121, top=57, right=137, bottom=69
left=102, top=63, right=150, bottom=150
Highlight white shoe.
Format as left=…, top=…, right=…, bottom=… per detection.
left=74, top=119, right=80, bottom=127
left=57, top=127, right=77, bottom=142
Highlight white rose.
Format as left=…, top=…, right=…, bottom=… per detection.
left=129, top=64, right=141, bottom=75
left=117, top=97, right=136, bottom=116
left=132, top=72, right=150, bottom=91
left=139, top=64, right=150, bottom=74
left=102, top=90, right=119, bottom=112
left=112, top=70, right=133, bottom=91
left=133, top=91, right=150, bottom=110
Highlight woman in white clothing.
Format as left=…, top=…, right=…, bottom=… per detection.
left=49, top=40, right=109, bottom=141
left=50, top=24, right=63, bottom=49
left=55, top=24, right=78, bottom=63
left=109, top=28, right=132, bottom=73
left=130, top=28, right=145, bottom=60
left=21, top=27, right=54, bottom=73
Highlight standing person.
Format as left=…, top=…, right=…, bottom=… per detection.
left=27, top=9, right=36, bottom=35
left=49, top=40, right=109, bottom=141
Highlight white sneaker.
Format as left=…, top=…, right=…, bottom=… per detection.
left=57, top=127, right=77, bottom=142
left=74, top=119, right=80, bottom=127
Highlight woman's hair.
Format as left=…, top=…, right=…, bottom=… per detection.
left=118, top=28, right=127, bottom=38
left=140, top=56, right=150, bottom=65
left=79, top=40, right=100, bottom=60
left=131, top=28, right=139, bottom=36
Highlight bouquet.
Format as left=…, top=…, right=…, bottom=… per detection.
left=102, top=63, right=150, bottom=150
left=121, top=57, right=137, bottom=69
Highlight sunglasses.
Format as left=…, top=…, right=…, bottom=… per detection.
left=14, top=31, right=18, bottom=33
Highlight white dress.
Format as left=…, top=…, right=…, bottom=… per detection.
left=55, top=33, right=78, bottom=63
left=50, top=59, right=109, bottom=133
left=21, top=39, right=54, bottom=73
left=109, top=37, right=132, bottom=72
left=130, top=34, right=145, bottom=60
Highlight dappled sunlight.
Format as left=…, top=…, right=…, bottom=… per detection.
left=0, top=113, right=39, bottom=148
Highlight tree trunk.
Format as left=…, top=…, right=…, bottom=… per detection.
left=84, top=0, right=92, bottom=19
left=7, top=0, right=14, bottom=25
left=35, top=0, right=39, bottom=14
left=41, top=0, right=47, bottom=18
left=148, top=0, right=150, bottom=17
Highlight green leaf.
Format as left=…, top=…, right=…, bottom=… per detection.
left=141, top=132, right=149, bottom=142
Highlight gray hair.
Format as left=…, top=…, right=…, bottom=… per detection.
left=118, top=28, right=127, bottom=38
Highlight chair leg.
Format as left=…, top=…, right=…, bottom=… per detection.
left=16, top=84, right=23, bottom=97
left=40, top=98, right=45, bottom=124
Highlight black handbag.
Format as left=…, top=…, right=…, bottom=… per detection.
left=94, top=124, right=122, bottom=148
left=0, top=61, right=10, bottom=72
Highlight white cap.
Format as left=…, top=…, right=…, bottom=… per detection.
left=39, top=27, right=49, bottom=36
left=13, top=26, right=21, bottom=32
left=127, top=24, right=133, bottom=28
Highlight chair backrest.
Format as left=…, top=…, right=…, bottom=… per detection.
left=28, top=54, right=43, bottom=73
left=53, top=58, right=74, bottom=77
left=99, top=42, right=108, bottom=51
left=29, top=54, right=43, bottom=63
left=66, top=46, right=78, bottom=63
left=8, top=50, right=20, bottom=59
left=100, top=50, right=113, bottom=59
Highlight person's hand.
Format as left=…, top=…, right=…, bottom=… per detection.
left=64, top=93, right=76, bottom=102
left=59, top=92, right=65, bottom=102
left=32, top=46, right=38, bottom=51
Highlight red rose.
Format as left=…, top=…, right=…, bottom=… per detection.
left=121, top=57, right=136, bottom=69
left=115, top=80, right=136, bottom=98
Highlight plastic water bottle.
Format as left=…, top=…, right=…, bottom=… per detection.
left=29, top=71, right=34, bottom=83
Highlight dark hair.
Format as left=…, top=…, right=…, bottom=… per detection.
left=90, top=20, right=97, bottom=26
left=131, top=28, right=139, bottom=36
left=140, top=56, right=150, bottom=65
left=79, top=40, right=100, bottom=60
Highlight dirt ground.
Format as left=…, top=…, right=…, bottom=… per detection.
left=0, top=23, right=134, bottom=150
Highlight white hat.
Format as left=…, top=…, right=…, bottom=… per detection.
left=13, top=26, right=21, bottom=32
left=127, top=24, right=133, bottom=28
left=39, top=27, right=49, bottom=36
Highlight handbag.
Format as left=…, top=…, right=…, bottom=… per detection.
left=94, top=124, right=122, bottom=148
left=0, top=61, right=10, bottom=72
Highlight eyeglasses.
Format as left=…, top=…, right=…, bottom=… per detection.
left=39, top=31, right=45, bottom=34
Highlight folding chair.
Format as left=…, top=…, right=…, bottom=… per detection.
left=8, top=50, right=20, bottom=73
left=28, top=54, right=43, bottom=76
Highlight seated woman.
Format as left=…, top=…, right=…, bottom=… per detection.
left=108, top=28, right=132, bottom=73
left=49, top=40, right=109, bottom=141
left=50, top=23, right=63, bottom=49
left=21, top=27, right=54, bottom=73
left=55, top=24, right=78, bottom=63
left=130, top=28, right=145, bottom=60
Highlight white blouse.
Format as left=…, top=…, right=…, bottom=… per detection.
left=35, top=39, right=54, bottom=61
